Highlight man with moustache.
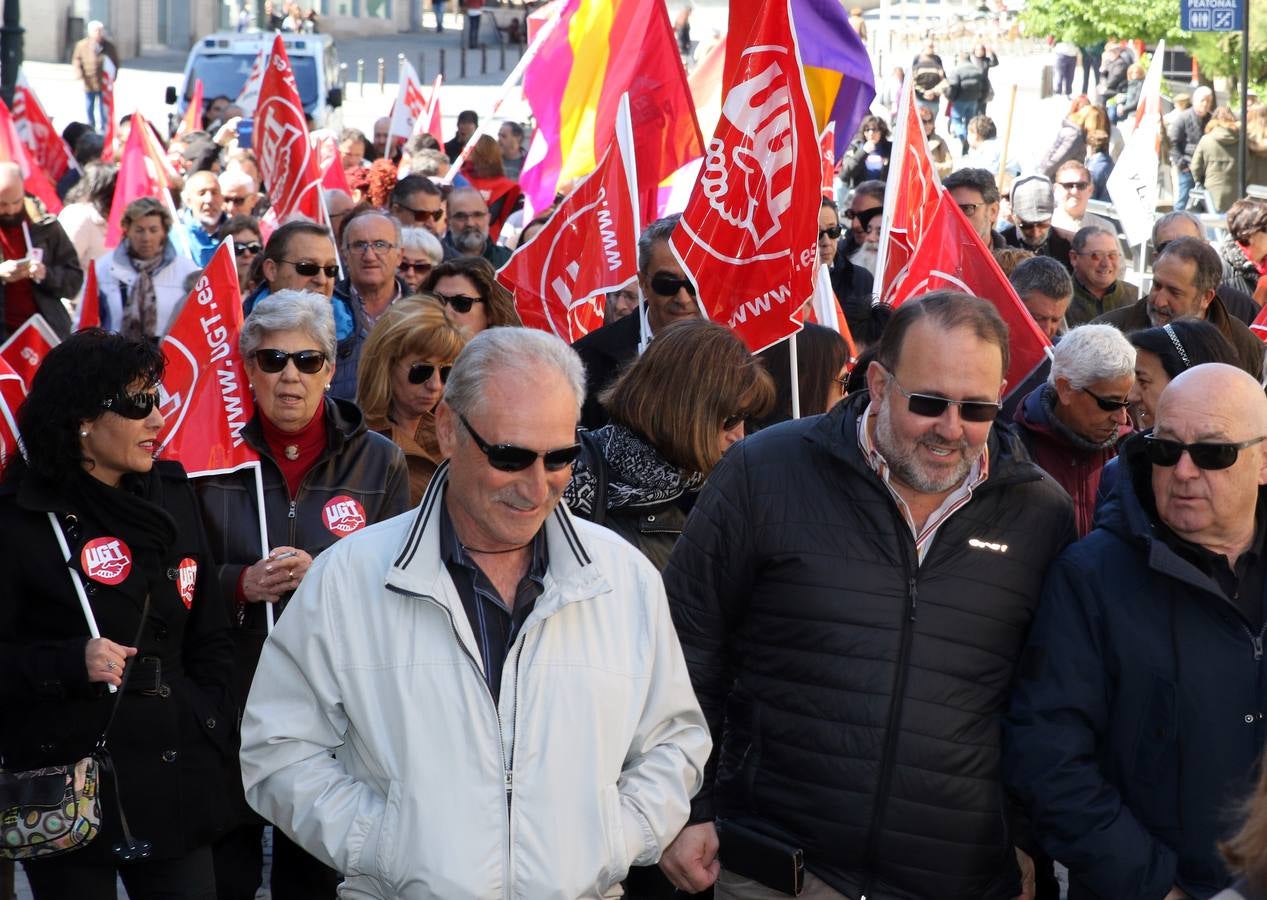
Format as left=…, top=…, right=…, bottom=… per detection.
left=660, top=291, right=1075, bottom=900
left=240, top=327, right=710, bottom=900
left=0, top=162, right=82, bottom=340
left=1066, top=225, right=1137, bottom=327
left=1007, top=363, right=1267, bottom=900
left=1013, top=324, right=1136, bottom=536
left=443, top=187, right=511, bottom=268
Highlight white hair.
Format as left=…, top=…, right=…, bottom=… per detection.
left=444, top=327, right=585, bottom=419
left=1193, top=86, right=1214, bottom=103
left=1048, top=323, right=1136, bottom=389
left=400, top=226, right=444, bottom=264
left=87, top=20, right=104, bottom=34
left=240, top=290, right=337, bottom=362
left=218, top=168, right=257, bottom=195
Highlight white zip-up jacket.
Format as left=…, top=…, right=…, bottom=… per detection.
left=239, top=467, right=710, bottom=899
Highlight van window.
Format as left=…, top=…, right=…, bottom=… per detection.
left=190, top=54, right=320, bottom=111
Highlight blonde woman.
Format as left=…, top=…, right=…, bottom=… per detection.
left=357, top=295, right=466, bottom=503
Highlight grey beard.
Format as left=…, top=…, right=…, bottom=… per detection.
left=874, top=396, right=976, bottom=494
left=455, top=227, right=486, bottom=254
left=851, top=245, right=878, bottom=274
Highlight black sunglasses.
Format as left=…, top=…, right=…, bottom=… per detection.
left=102, top=390, right=160, bottom=420
left=1082, top=387, right=1131, bottom=412
left=722, top=414, right=745, bottom=431
left=396, top=203, right=444, bottom=222
left=408, top=363, right=452, bottom=385
left=1058, top=180, right=1090, bottom=191
left=399, top=261, right=434, bottom=274
left=650, top=272, right=696, bottom=298
left=819, top=226, right=842, bottom=240
left=253, top=349, right=328, bottom=374
left=887, top=369, right=999, bottom=422
left=1144, top=434, right=1266, bottom=471
left=284, top=260, right=340, bottom=278
left=459, top=413, right=581, bottom=473
left=436, top=293, right=485, bottom=314
left=234, top=241, right=263, bottom=256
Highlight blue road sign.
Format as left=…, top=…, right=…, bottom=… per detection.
left=1181, top=0, right=1242, bottom=31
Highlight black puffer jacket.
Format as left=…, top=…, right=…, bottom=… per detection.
left=663, top=393, right=1076, bottom=900
left=194, top=397, right=410, bottom=706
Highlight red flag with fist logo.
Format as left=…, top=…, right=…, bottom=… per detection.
left=0, top=314, right=59, bottom=391
left=256, top=35, right=323, bottom=224
left=669, top=0, right=818, bottom=353
left=498, top=95, right=640, bottom=343
left=0, top=353, right=25, bottom=472
left=13, top=72, right=72, bottom=184
left=157, top=239, right=258, bottom=477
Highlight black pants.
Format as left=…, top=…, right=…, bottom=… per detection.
left=23, top=845, right=216, bottom=900
left=212, top=822, right=340, bottom=900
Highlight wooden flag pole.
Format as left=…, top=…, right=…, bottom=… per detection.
left=996, top=84, right=1019, bottom=189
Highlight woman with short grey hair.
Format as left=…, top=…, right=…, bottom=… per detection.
left=398, top=226, right=444, bottom=295
left=196, top=289, right=410, bottom=898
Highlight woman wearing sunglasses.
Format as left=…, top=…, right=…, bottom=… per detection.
left=565, top=320, right=774, bottom=571
left=357, top=296, right=466, bottom=504
left=193, top=291, right=410, bottom=899
left=421, top=256, right=521, bottom=337
left=397, top=226, right=443, bottom=296
left=0, top=329, right=236, bottom=898
left=92, top=197, right=201, bottom=340
left=218, top=214, right=262, bottom=296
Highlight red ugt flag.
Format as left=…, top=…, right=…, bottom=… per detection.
left=77, top=256, right=101, bottom=331
left=157, top=239, right=258, bottom=476
left=257, top=35, right=323, bottom=223
left=0, top=98, right=61, bottom=214
left=0, top=313, right=60, bottom=391
left=887, top=197, right=1051, bottom=393
left=13, top=72, right=73, bottom=184
left=498, top=94, right=641, bottom=343
left=105, top=113, right=168, bottom=248
left=669, top=0, right=820, bottom=353
left=0, top=352, right=26, bottom=472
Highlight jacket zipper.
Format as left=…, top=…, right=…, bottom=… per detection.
left=860, top=528, right=919, bottom=900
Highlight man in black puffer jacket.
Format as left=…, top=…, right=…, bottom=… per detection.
left=660, top=291, right=1076, bottom=900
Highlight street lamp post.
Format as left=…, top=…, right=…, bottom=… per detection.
left=0, top=0, right=21, bottom=109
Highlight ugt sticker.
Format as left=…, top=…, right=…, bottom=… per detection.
left=322, top=495, right=366, bottom=537
left=176, top=557, right=198, bottom=609
left=81, top=537, right=132, bottom=585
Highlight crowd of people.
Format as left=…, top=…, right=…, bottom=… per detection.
left=7, top=20, right=1267, bottom=900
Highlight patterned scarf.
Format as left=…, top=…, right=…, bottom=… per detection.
left=118, top=240, right=173, bottom=341
left=564, top=424, right=704, bottom=516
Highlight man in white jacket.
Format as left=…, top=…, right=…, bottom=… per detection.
left=239, top=326, right=711, bottom=900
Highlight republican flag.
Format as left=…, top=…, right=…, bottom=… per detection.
left=387, top=59, right=429, bottom=146
left=156, top=239, right=257, bottom=477
left=874, top=78, right=942, bottom=306
left=177, top=79, right=205, bottom=137
left=0, top=99, right=61, bottom=214
left=100, top=57, right=117, bottom=163
left=498, top=94, right=640, bottom=343
left=669, top=0, right=819, bottom=353
left=726, top=0, right=875, bottom=159
left=13, top=71, right=73, bottom=185
left=256, top=34, right=323, bottom=223
left=413, top=75, right=444, bottom=143
left=807, top=263, right=856, bottom=359
left=236, top=49, right=267, bottom=117
left=0, top=313, right=60, bottom=391
left=0, top=353, right=24, bottom=471
left=885, top=196, right=1051, bottom=397
left=105, top=114, right=171, bottom=248
left=519, top=0, right=703, bottom=225
left=77, top=257, right=101, bottom=331
left=1108, top=39, right=1166, bottom=249
left=820, top=122, right=837, bottom=198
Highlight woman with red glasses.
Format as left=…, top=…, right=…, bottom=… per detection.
left=0, top=330, right=236, bottom=898
left=357, top=296, right=466, bottom=503
left=192, top=290, right=410, bottom=900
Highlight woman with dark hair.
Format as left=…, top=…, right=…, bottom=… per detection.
left=1093, top=319, right=1241, bottom=516
left=1214, top=757, right=1267, bottom=899
left=91, top=197, right=200, bottom=340
left=0, top=329, right=235, bottom=898
left=565, top=318, right=775, bottom=569
left=754, top=322, right=850, bottom=429
left=59, top=161, right=117, bottom=270
left=842, top=115, right=892, bottom=186
left=421, top=255, right=522, bottom=335
left=461, top=134, right=521, bottom=241
left=195, top=290, right=410, bottom=899
left=356, top=295, right=466, bottom=503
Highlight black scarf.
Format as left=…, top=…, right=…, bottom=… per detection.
left=68, top=467, right=178, bottom=590
left=565, top=424, right=704, bottom=516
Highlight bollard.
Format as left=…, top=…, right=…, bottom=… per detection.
left=339, top=61, right=348, bottom=88
left=357, top=58, right=365, bottom=97
left=398, top=52, right=406, bottom=81
left=499, top=40, right=505, bottom=71
left=418, top=51, right=427, bottom=83
left=460, top=45, right=467, bottom=79
left=377, top=58, right=386, bottom=93
left=481, top=45, right=487, bottom=76
left=439, top=48, right=447, bottom=79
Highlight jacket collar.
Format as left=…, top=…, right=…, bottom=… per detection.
left=386, top=462, right=610, bottom=620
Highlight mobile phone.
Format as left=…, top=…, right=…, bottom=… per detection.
left=238, top=119, right=254, bottom=151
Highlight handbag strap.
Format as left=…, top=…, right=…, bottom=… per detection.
left=95, top=591, right=150, bottom=752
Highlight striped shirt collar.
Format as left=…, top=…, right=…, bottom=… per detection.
left=857, top=400, right=989, bottom=563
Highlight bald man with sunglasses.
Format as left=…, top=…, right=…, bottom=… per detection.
left=1007, top=363, right=1267, bottom=900
left=240, top=327, right=710, bottom=900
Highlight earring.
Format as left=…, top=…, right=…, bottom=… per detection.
left=325, top=384, right=332, bottom=392
left=79, top=431, right=89, bottom=438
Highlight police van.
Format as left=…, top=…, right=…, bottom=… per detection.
left=164, top=31, right=344, bottom=135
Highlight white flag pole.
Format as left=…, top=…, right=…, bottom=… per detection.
left=249, top=460, right=275, bottom=633
left=789, top=332, right=801, bottom=420
left=47, top=512, right=115, bottom=693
